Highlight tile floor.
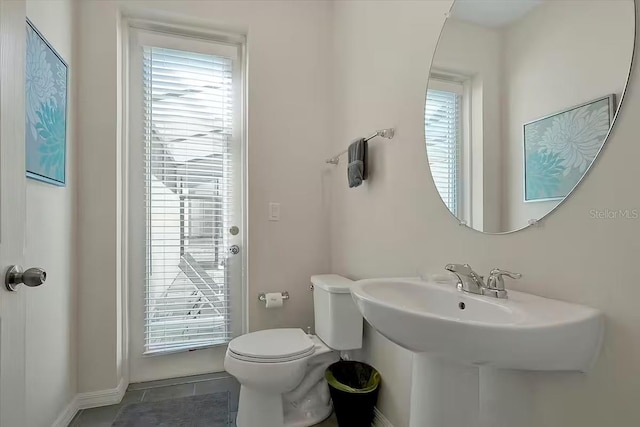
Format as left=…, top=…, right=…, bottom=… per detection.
left=69, top=373, right=338, bottom=427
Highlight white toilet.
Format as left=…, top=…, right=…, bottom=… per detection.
left=224, top=274, right=363, bottom=427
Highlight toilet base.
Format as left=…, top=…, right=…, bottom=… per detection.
left=283, top=401, right=332, bottom=427
left=228, top=334, right=339, bottom=427
left=236, top=386, right=284, bottom=427
left=235, top=385, right=333, bottom=427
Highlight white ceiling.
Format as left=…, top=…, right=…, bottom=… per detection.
left=451, top=0, right=544, bottom=28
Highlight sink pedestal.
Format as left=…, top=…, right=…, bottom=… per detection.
left=410, top=354, right=479, bottom=427
left=410, top=354, right=533, bottom=427
left=479, top=367, right=533, bottom=427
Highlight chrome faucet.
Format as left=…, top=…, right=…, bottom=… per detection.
left=444, top=264, right=521, bottom=299
left=445, top=264, right=485, bottom=295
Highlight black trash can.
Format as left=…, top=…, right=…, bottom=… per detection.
left=325, top=361, right=381, bottom=427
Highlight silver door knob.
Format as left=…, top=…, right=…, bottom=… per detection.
left=5, top=266, right=47, bottom=292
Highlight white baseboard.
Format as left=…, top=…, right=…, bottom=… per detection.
left=373, top=407, right=394, bottom=427
left=51, top=396, right=79, bottom=427
left=76, top=376, right=127, bottom=410
left=52, top=377, right=128, bottom=427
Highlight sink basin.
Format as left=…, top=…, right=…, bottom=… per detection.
left=351, top=277, right=604, bottom=372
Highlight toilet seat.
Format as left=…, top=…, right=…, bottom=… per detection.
left=228, top=347, right=316, bottom=363
left=228, top=328, right=315, bottom=363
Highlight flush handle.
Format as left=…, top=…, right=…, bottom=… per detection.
left=5, top=266, right=47, bottom=292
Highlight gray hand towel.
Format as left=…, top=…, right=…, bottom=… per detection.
left=347, top=138, right=368, bottom=188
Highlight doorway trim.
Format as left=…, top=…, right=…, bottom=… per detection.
left=118, top=13, right=248, bottom=384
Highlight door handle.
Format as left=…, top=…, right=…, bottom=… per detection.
left=5, top=266, right=47, bottom=291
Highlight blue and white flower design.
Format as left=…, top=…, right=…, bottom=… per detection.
left=25, top=22, right=67, bottom=185
left=525, top=97, right=612, bottom=201
left=26, top=25, right=57, bottom=139
left=35, top=100, right=65, bottom=177
left=537, top=104, right=610, bottom=175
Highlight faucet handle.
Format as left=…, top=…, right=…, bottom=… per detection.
left=486, top=268, right=522, bottom=297
left=489, top=268, right=522, bottom=281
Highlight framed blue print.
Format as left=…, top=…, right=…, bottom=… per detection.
left=26, top=19, right=68, bottom=186
left=523, top=95, right=615, bottom=202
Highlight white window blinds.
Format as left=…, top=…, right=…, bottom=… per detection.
left=425, top=83, right=463, bottom=216
left=142, top=45, right=236, bottom=354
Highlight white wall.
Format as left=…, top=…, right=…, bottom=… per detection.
left=77, top=0, right=332, bottom=390
left=331, top=1, right=640, bottom=427
left=76, top=0, right=122, bottom=392
left=24, top=0, right=77, bottom=425
left=503, top=0, right=634, bottom=230
left=330, top=2, right=449, bottom=424
left=432, top=18, right=503, bottom=232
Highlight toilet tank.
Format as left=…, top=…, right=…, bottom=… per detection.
left=311, top=274, right=363, bottom=350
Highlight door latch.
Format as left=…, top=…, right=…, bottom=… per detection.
left=5, top=266, right=47, bottom=292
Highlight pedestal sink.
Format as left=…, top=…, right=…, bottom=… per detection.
left=350, top=278, right=604, bottom=427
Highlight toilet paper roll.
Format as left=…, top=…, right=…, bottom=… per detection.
left=265, top=292, right=284, bottom=308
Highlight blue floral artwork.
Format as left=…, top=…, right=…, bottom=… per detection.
left=26, top=20, right=67, bottom=186
left=524, top=96, right=614, bottom=202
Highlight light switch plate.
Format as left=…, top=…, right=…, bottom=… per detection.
left=269, top=202, right=280, bottom=221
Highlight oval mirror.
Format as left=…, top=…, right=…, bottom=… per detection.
left=425, top=0, right=635, bottom=233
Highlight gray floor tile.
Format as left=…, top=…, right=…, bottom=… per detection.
left=314, top=414, right=338, bottom=426
left=195, top=377, right=240, bottom=411
left=141, top=382, right=195, bottom=402
left=68, top=410, right=83, bottom=427
left=71, top=404, right=123, bottom=427
left=194, top=377, right=238, bottom=395
left=128, top=372, right=232, bottom=391
left=71, top=373, right=337, bottom=427
left=113, top=393, right=228, bottom=426
left=120, top=389, right=144, bottom=405
left=229, top=410, right=237, bottom=426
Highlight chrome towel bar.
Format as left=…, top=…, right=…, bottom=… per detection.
left=326, top=128, right=395, bottom=165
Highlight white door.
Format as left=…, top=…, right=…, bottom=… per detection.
left=0, top=0, right=27, bottom=425
left=127, top=25, right=246, bottom=382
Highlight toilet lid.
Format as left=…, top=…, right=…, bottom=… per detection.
left=228, top=328, right=315, bottom=361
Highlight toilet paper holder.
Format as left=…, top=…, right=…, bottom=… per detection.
left=258, top=291, right=290, bottom=302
